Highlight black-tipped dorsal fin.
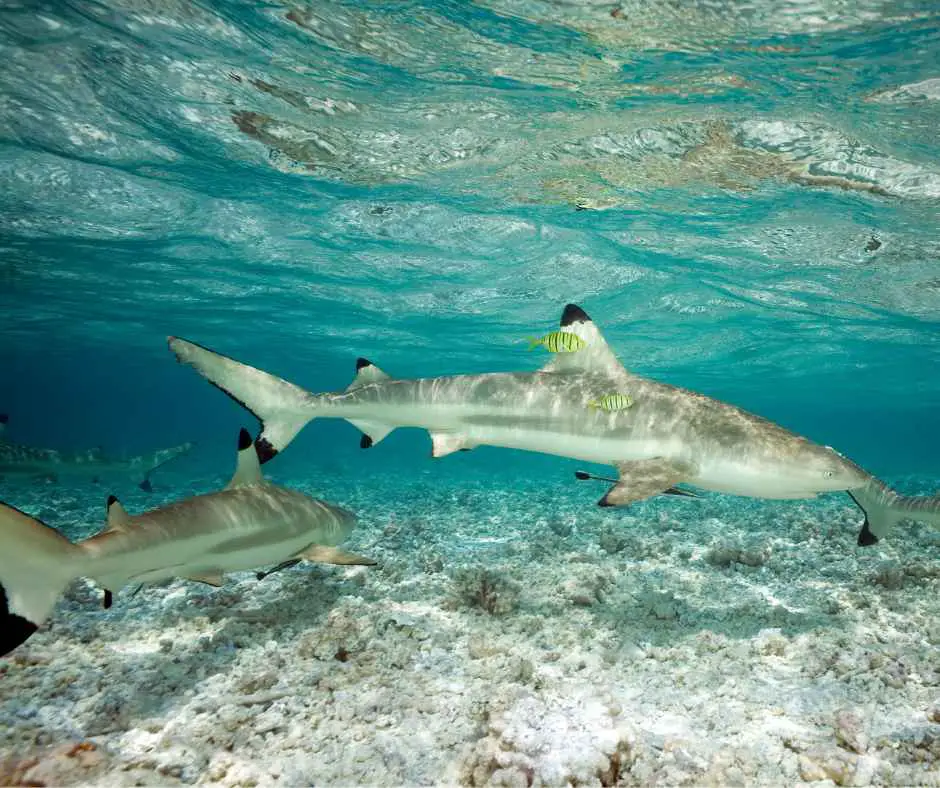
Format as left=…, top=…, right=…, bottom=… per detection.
left=227, top=427, right=263, bottom=489
left=106, top=495, right=132, bottom=532
left=0, top=413, right=7, bottom=438
left=540, top=303, right=627, bottom=378
left=347, top=358, right=391, bottom=391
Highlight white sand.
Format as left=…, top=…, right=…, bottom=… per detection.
left=2, top=472, right=940, bottom=786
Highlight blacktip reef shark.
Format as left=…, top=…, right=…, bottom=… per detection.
left=0, top=414, right=192, bottom=492
left=168, top=304, right=940, bottom=547
left=0, top=428, right=375, bottom=656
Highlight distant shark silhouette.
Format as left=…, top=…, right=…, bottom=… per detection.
left=0, top=414, right=191, bottom=491
left=169, top=303, right=940, bottom=547
left=0, top=427, right=375, bottom=655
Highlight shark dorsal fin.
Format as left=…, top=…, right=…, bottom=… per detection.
left=346, top=358, right=391, bottom=391
left=540, top=303, right=627, bottom=379
left=0, top=413, right=8, bottom=439
left=227, top=428, right=263, bottom=489
left=106, top=494, right=132, bottom=532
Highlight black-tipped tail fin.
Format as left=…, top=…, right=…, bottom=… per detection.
left=168, top=337, right=317, bottom=464
left=0, top=501, right=78, bottom=655
left=849, top=480, right=940, bottom=546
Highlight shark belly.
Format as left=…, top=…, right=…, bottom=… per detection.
left=690, top=460, right=821, bottom=498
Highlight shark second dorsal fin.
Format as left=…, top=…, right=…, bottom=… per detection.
left=346, top=357, right=391, bottom=391
left=106, top=495, right=132, bottom=532
left=540, top=303, right=627, bottom=379
left=346, top=358, right=397, bottom=448
left=227, top=428, right=263, bottom=489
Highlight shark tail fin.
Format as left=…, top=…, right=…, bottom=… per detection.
left=168, top=337, right=317, bottom=464
left=0, top=501, right=80, bottom=655
left=138, top=441, right=195, bottom=492
left=849, top=480, right=940, bottom=546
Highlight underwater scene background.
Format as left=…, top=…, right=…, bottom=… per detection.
left=1, top=0, right=939, bottom=785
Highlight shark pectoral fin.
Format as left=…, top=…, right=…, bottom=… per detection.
left=298, top=545, right=377, bottom=566
left=540, top=304, right=628, bottom=378
left=430, top=432, right=475, bottom=458
left=185, top=572, right=225, bottom=587
left=663, top=487, right=699, bottom=498
left=599, top=459, right=692, bottom=507
left=346, top=357, right=391, bottom=390
left=139, top=477, right=154, bottom=493
left=227, top=428, right=264, bottom=488
left=256, top=558, right=302, bottom=581
left=349, top=420, right=395, bottom=449
left=106, top=495, right=132, bottom=532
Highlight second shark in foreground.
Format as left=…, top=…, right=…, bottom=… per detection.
left=169, top=304, right=940, bottom=547
left=0, top=428, right=375, bottom=656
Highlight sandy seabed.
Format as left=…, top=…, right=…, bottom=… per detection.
left=2, top=470, right=940, bottom=787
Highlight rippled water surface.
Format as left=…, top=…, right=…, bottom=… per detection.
left=0, top=0, right=938, bottom=475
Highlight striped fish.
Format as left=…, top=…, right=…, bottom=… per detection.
left=588, top=393, right=634, bottom=412
left=527, top=330, right=586, bottom=353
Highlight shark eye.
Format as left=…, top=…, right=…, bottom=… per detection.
left=824, top=471, right=834, bottom=478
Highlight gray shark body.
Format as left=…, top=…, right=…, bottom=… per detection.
left=169, top=304, right=940, bottom=546
left=0, top=416, right=192, bottom=491
left=0, top=428, right=373, bottom=656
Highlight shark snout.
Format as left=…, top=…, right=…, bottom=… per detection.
left=810, top=447, right=869, bottom=492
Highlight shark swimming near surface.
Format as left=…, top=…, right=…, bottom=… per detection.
left=0, top=427, right=375, bottom=655
left=168, top=303, right=940, bottom=547
left=0, top=414, right=192, bottom=492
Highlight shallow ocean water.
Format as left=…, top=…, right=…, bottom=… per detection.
left=1, top=0, right=939, bottom=785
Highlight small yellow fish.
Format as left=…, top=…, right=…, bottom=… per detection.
left=527, top=331, right=586, bottom=353
left=588, top=393, right=634, bottom=412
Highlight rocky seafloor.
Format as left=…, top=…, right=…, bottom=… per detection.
left=2, top=467, right=940, bottom=787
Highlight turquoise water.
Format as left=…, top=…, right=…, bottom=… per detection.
left=3, top=3, right=940, bottom=782
left=1, top=0, right=938, bottom=494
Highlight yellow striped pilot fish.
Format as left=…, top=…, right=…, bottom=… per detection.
left=527, top=331, right=586, bottom=353
left=588, top=393, right=634, bottom=412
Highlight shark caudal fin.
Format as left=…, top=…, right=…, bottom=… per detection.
left=0, top=501, right=80, bottom=655
left=168, top=337, right=317, bottom=464
left=138, top=441, right=194, bottom=492
left=849, top=480, right=940, bottom=546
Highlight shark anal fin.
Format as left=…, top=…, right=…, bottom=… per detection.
left=430, top=432, right=475, bottom=458
left=599, top=459, right=692, bottom=508
left=185, top=572, right=225, bottom=587
left=298, top=545, right=377, bottom=566
left=349, top=420, right=395, bottom=447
